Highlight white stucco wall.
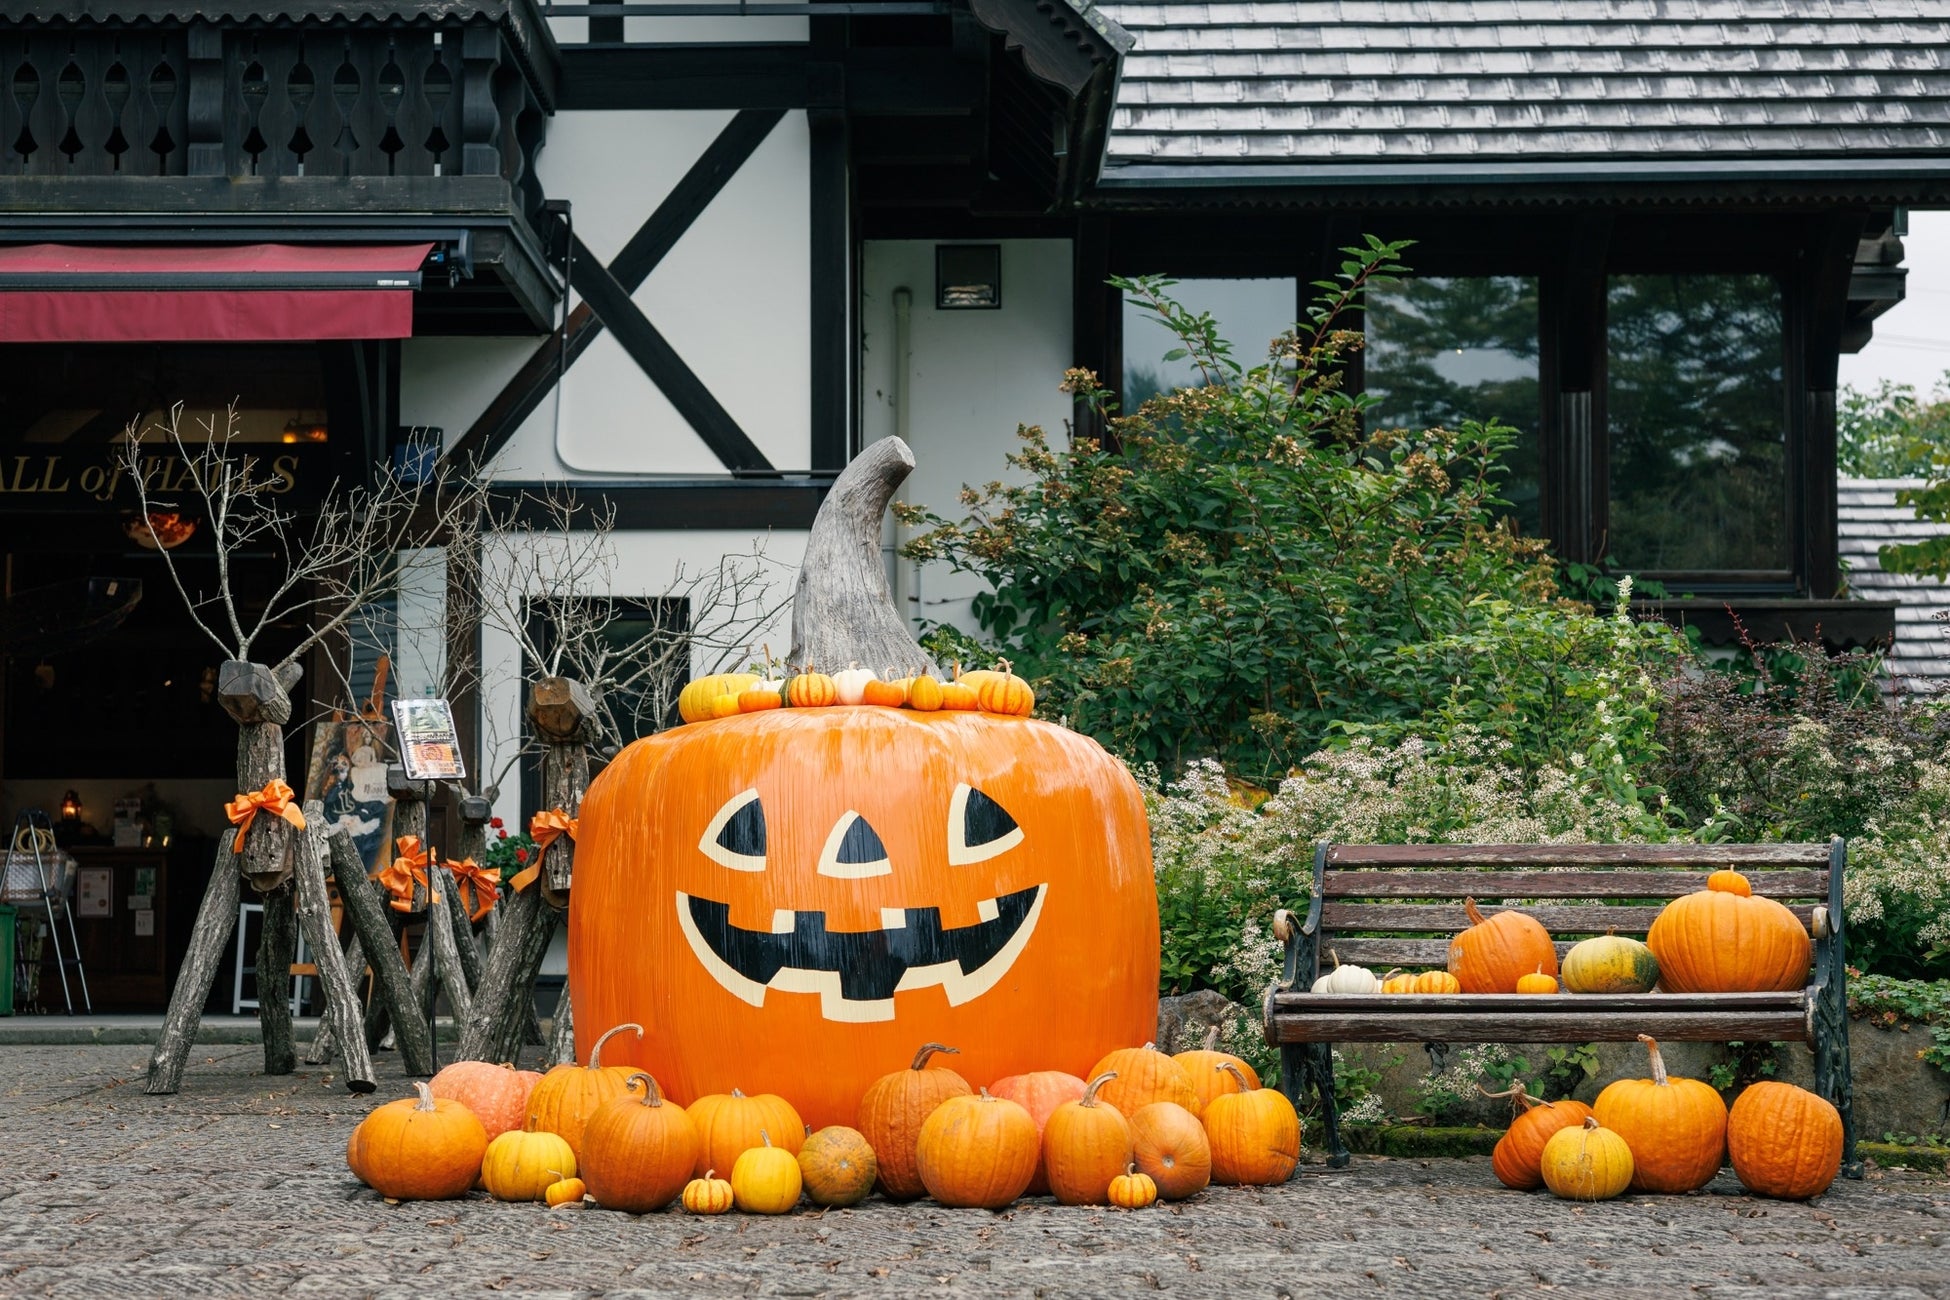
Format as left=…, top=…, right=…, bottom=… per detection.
left=859, top=238, right=1074, bottom=638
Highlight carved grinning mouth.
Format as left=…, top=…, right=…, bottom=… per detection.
left=675, top=883, right=1047, bottom=1024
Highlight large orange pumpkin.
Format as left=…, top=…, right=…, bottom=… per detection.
left=1646, top=871, right=1812, bottom=993
left=1447, top=899, right=1558, bottom=994
left=988, top=1069, right=1087, bottom=1195
left=1726, top=1081, right=1844, bottom=1200
left=428, top=1060, right=542, bottom=1142
left=1593, top=1034, right=1728, bottom=1193
left=568, top=440, right=1157, bottom=1130
left=525, top=1022, right=644, bottom=1161
left=857, top=1042, right=973, bottom=1199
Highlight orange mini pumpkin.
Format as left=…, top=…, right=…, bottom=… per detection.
left=525, top=1022, right=644, bottom=1160
left=1593, top=1034, right=1728, bottom=1193
left=1646, top=871, right=1811, bottom=994
left=1413, top=970, right=1463, bottom=995
left=1484, top=1082, right=1595, bottom=1190
left=1379, top=969, right=1417, bottom=995
left=975, top=660, right=1035, bottom=717
left=1515, top=968, right=1559, bottom=995
left=857, top=1042, right=973, bottom=1200
left=737, top=684, right=784, bottom=712
left=906, top=674, right=945, bottom=712
left=939, top=679, right=980, bottom=711
left=786, top=672, right=839, bottom=709
left=861, top=675, right=907, bottom=708
left=1448, top=899, right=1558, bottom=994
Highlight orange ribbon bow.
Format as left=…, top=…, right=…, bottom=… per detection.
left=370, top=835, right=439, bottom=913
left=225, top=779, right=306, bottom=853
left=445, top=856, right=500, bottom=923
left=512, top=809, right=578, bottom=893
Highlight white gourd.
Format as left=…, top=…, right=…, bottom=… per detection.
left=833, top=663, right=878, bottom=706
left=1311, top=949, right=1381, bottom=995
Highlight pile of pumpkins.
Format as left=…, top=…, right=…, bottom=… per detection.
left=1311, top=870, right=1814, bottom=996
left=1486, top=1034, right=1846, bottom=1202
left=345, top=1028, right=1302, bottom=1213
left=675, top=661, right=1034, bottom=725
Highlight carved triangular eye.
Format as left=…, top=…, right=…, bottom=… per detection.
left=819, top=811, right=891, bottom=878
left=700, top=790, right=766, bottom=871
left=949, top=784, right=1023, bottom=866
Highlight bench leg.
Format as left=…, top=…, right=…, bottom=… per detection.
left=1814, top=956, right=1860, bottom=1179
left=1295, top=1042, right=1347, bottom=1168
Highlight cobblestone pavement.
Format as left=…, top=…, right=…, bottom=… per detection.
left=1, top=1045, right=1945, bottom=1299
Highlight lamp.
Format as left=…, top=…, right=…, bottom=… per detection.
left=59, top=790, right=80, bottom=824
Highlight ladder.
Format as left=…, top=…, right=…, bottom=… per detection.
left=9, top=810, right=89, bottom=1014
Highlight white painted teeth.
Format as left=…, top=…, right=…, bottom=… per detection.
left=771, top=909, right=795, bottom=934
left=879, top=907, right=907, bottom=929
left=976, top=896, right=1000, bottom=923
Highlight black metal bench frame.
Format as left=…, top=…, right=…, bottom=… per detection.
left=1263, top=841, right=1856, bottom=1174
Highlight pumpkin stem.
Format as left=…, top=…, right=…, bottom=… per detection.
left=1142, top=1041, right=1157, bottom=1052
left=910, top=1043, right=960, bottom=1071
left=1637, top=1033, right=1670, bottom=1086
left=759, top=1128, right=773, bottom=1148
left=624, top=1071, right=665, bottom=1107
left=1215, top=1061, right=1252, bottom=1091
left=1463, top=897, right=1486, bottom=927
left=732, top=1088, right=746, bottom=1099
left=787, top=436, right=939, bottom=676
left=587, top=1022, right=644, bottom=1069
left=1581, top=1116, right=1600, bottom=1131
left=1202, top=1024, right=1221, bottom=1051
left=996, top=657, right=1013, bottom=676
left=1476, top=1081, right=1544, bottom=1113
left=703, top=1169, right=716, bottom=1179
left=1328, top=949, right=1342, bottom=971
left=410, top=1080, right=437, bottom=1112
left=1081, top=1072, right=1118, bottom=1106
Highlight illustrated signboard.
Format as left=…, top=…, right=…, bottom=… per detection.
left=391, top=698, right=465, bottom=782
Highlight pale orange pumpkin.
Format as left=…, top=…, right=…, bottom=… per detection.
left=1413, top=970, right=1463, bottom=995
left=525, top=1022, right=644, bottom=1160
left=786, top=671, right=839, bottom=708
left=1128, top=1101, right=1211, bottom=1200
left=1203, top=1064, right=1300, bottom=1186
left=1484, top=1082, right=1595, bottom=1191
left=1593, top=1035, right=1728, bottom=1193
left=581, top=1072, right=700, bottom=1213
left=687, top=1087, right=805, bottom=1179
left=856, top=1043, right=973, bottom=1200
left=1727, top=1081, right=1844, bottom=1200
left=1043, top=1071, right=1134, bottom=1206
left=1646, top=871, right=1812, bottom=994
left=976, top=660, right=1034, bottom=717
left=916, top=1089, right=1039, bottom=1209
left=1447, top=899, right=1558, bottom=994
left=987, top=1069, right=1087, bottom=1195
left=1087, top=1043, right=1199, bottom=1117
left=428, top=1060, right=542, bottom=1141
left=346, top=1081, right=487, bottom=1201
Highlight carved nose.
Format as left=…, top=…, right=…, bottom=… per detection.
left=818, top=811, right=890, bottom=878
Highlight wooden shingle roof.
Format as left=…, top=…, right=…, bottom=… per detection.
left=1839, top=477, right=1950, bottom=690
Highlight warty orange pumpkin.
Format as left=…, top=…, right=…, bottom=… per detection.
left=1726, top=1081, right=1843, bottom=1200
left=857, top=1042, right=973, bottom=1199
left=1646, top=870, right=1811, bottom=993
left=1447, top=899, right=1558, bottom=994
left=1593, top=1035, right=1727, bottom=1193
left=798, top=1125, right=878, bottom=1206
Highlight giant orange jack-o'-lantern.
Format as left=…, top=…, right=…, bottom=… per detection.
left=569, top=438, right=1159, bottom=1129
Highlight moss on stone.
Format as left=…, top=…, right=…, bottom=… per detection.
left=1335, top=1124, right=1503, bottom=1158
left=1859, top=1141, right=1948, bottom=1173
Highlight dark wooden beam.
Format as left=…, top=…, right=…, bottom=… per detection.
left=1793, top=209, right=1871, bottom=600
left=569, top=235, right=775, bottom=473
left=554, top=46, right=981, bottom=113
left=810, top=105, right=850, bottom=472
left=490, top=480, right=833, bottom=530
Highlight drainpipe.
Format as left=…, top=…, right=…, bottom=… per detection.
left=890, top=286, right=914, bottom=629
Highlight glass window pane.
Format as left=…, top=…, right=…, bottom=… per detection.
left=1607, top=274, right=1786, bottom=571
left=1363, top=276, right=1542, bottom=537
left=1121, top=278, right=1296, bottom=405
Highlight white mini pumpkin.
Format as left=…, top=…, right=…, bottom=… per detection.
left=832, top=664, right=878, bottom=706
left=1311, top=950, right=1380, bottom=995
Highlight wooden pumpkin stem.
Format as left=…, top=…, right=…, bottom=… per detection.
left=624, top=1071, right=665, bottom=1107
left=1476, top=1081, right=1543, bottom=1113
left=1637, top=1033, right=1670, bottom=1086
left=1463, top=897, right=1487, bottom=927
left=1327, top=949, right=1343, bottom=971
left=1081, top=1072, right=1118, bottom=1106
left=1580, top=1116, right=1600, bottom=1131
left=588, top=1022, right=644, bottom=1069
left=1202, top=1024, right=1221, bottom=1051
left=759, top=1128, right=773, bottom=1148
left=910, top=1042, right=960, bottom=1071
left=410, top=1080, right=437, bottom=1111
left=1215, top=1062, right=1252, bottom=1091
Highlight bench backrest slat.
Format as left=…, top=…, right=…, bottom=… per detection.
left=1319, top=869, right=1828, bottom=901
left=1327, top=844, right=1832, bottom=868
left=1320, top=900, right=1819, bottom=936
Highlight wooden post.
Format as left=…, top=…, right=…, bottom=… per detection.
left=547, top=981, right=575, bottom=1067
left=145, top=659, right=303, bottom=1095
left=292, top=807, right=374, bottom=1091
left=388, top=768, right=472, bottom=1054
left=258, top=885, right=298, bottom=1075
left=327, top=825, right=437, bottom=1076
left=301, top=928, right=364, bottom=1068
left=456, top=677, right=590, bottom=1065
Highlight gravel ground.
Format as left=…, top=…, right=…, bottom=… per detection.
left=0, top=1044, right=1945, bottom=1299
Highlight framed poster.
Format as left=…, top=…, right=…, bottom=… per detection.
left=391, top=698, right=466, bottom=782
left=76, top=866, right=112, bottom=917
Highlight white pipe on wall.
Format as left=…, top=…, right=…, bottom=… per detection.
left=890, top=286, right=914, bottom=627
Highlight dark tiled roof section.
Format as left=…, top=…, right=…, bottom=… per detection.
left=1839, top=477, right=1950, bottom=689
left=1093, top=0, right=1950, bottom=169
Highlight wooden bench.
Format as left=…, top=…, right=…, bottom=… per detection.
left=1263, top=842, right=1856, bottom=1173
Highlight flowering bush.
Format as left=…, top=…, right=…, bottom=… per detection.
left=482, top=817, right=538, bottom=886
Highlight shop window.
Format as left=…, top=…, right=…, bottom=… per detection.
left=1363, top=276, right=1542, bottom=538
left=0, top=342, right=328, bottom=446
left=1606, top=274, right=1787, bottom=573
left=1121, top=278, right=1297, bottom=406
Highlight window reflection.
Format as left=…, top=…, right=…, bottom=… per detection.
left=1607, top=274, right=1786, bottom=572
left=1363, top=276, right=1542, bottom=537
left=1121, top=278, right=1297, bottom=406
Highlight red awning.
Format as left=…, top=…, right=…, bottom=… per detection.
left=0, top=242, right=435, bottom=343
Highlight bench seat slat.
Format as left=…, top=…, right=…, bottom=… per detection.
left=1270, top=1010, right=1811, bottom=1043
left=1271, top=992, right=1806, bottom=1013
left=1320, top=869, right=1828, bottom=900
left=1327, top=844, right=1832, bottom=868
left=1319, top=901, right=1818, bottom=935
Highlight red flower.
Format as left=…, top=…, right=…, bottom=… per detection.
left=514, top=848, right=528, bottom=863
left=490, top=816, right=504, bottom=829
left=497, top=828, right=508, bottom=839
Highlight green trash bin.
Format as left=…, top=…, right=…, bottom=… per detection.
left=0, top=902, right=15, bottom=1015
